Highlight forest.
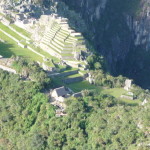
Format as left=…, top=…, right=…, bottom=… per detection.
left=0, top=0, right=150, bottom=149
left=0, top=68, right=149, bottom=150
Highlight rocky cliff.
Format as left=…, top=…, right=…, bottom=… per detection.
left=61, top=0, right=150, bottom=89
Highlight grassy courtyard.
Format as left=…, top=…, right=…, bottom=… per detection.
left=102, top=88, right=126, bottom=98
left=102, top=88, right=141, bottom=105
left=67, top=80, right=102, bottom=92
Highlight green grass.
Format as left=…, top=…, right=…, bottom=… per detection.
left=56, top=65, right=66, bottom=70
left=102, top=88, right=141, bottom=105
left=67, top=80, right=101, bottom=92
left=61, top=53, right=73, bottom=57
left=67, top=73, right=82, bottom=78
left=20, top=41, right=27, bottom=45
left=79, top=70, right=87, bottom=73
left=52, top=77, right=64, bottom=87
left=0, top=23, right=24, bottom=41
left=44, top=60, right=55, bottom=67
left=0, top=31, right=43, bottom=62
left=60, top=67, right=78, bottom=73
left=29, top=45, right=59, bottom=62
left=0, top=23, right=60, bottom=64
left=119, top=98, right=141, bottom=105
left=102, top=88, right=126, bottom=98
left=10, top=24, right=31, bottom=38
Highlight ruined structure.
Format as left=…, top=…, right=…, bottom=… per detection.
left=38, top=14, right=87, bottom=61
left=124, top=79, right=132, bottom=91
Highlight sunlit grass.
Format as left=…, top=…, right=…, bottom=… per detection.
left=0, top=31, right=43, bottom=62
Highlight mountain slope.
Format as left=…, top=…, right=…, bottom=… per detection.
left=61, top=0, right=150, bottom=89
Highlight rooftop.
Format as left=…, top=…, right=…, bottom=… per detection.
left=54, top=86, right=68, bottom=97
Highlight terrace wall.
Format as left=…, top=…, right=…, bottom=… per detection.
left=0, top=28, right=19, bottom=43
left=0, top=64, right=16, bottom=74
left=8, top=26, right=30, bottom=41
left=63, top=76, right=83, bottom=84
left=60, top=70, right=78, bottom=77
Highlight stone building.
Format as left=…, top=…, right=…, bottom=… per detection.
left=124, top=79, right=132, bottom=91
left=51, top=86, right=69, bottom=102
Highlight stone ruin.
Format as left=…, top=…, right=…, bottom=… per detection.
left=0, top=2, right=89, bottom=69
left=121, top=91, right=134, bottom=100
left=124, top=79, right=132, bottom=91
left=34, top=14, right=88, bottom=61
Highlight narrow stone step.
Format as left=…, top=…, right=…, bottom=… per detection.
left=51, top=40, right=64, bottom=50
left=42, top=41, right=61, bottom=54
left=40, top=42, right=61, bottom=58
left=55, top=32, right=68, bottom=40
left=59, top=29, right=69, bottom=35
left=54, top=34, right=66, bottom=42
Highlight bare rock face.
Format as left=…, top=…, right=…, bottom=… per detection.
left=130, top=1, right=150, bottom=50
left=61, top=0, right=150, bottom=88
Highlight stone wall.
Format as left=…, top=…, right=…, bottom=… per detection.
left=28, top=46, right=44, bottom=58
left=18, top=42, right=27, bottom=48
left=60, top=70, right=78, bottom=77
left=63, top=76, right=83, bottom=84
left=0, top=28, right=19, bottom=43
left=0, top=64, right=16, bottom=74
left=8, top=26, right=30, bottom=41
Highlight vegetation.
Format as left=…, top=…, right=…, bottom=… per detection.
left=12, top=57, right=51, bottom=88
left=89, top=70, right=126, bottom=88
left=0, top=69, right=149, bottom=149
left=0, top=1, right=149, bottom=149
left=86, top=54, right=105, bottom=70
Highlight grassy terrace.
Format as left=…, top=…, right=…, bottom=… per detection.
left=10, top=24, right=31, bottom=38
left=43, top=41, right=74, bottom=58
left=29, top=45, right=59, bottom=62
left=0, top=22, right=60, bottom=64
left=68, top=83, right=141, bottom=105
left=0, top=23, right=24, bottom=41
left=67, top=81, right=101, bottom=92
left=102, top=88, right=126, bottom=98
left=67, top=73, right=82, bottom=78
left=61, top=53, right=73, bottom=57
left=60, top=67, right=78, bottom=73
left=102, top=88, right=141, bottom=105
left=52, top=75, right=98, bottom=92
left=0, top=31, right=43, bottom=62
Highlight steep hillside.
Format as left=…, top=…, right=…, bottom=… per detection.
left=61, top=0, right=150, bottom=89
left=0, top=69, right=149, bottom=150
left=1, top=0, right=150, bottom=88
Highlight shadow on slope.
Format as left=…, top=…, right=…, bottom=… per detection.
left=0, top=42, right=15, bottom=57
left=58, top=0, right=150, bottom=89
